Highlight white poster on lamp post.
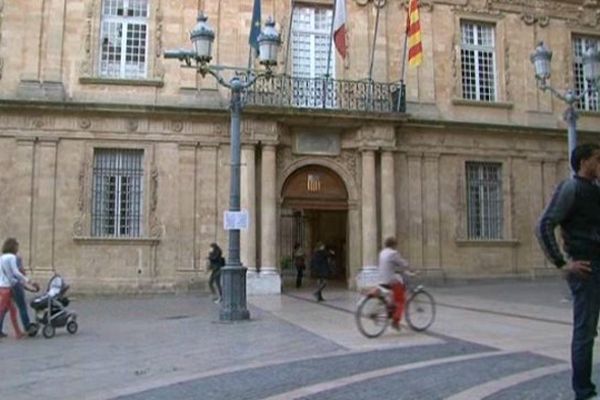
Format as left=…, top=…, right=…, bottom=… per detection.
left=224, top=210, right=249, bottom=230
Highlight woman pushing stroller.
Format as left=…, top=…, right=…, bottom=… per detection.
left=0, top=238, right=39, bottom=339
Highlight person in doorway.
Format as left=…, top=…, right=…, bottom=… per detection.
left=311, top=243, right=330, bottom=302
left=535, top=143, right=600, bottom=400
left=378, top=236, right=411, bottom=331
left=326, top=246, right=337, bottom=279
left=293, top=243, right=306, bottom=289
left=207, top=243, right=225, bottom=303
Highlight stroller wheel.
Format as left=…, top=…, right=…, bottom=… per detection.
left=42, top=325, right=55, bottom=339
left=67, top=321, right=78, bottom=335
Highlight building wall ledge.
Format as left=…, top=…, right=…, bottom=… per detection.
left=455, top=239, right=519, bottom=247
left=73, top=236, right=160, bottom=246
left=452, top=98, right=514, bottom=110
left=79, top=77, right=164, bottom=88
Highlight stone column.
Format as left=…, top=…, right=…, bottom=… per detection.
left=240, top=144, right=256, bottom=271
left=380, top=150, right=396, bottom=241
left=356, top=149, right=379, bottom=288
left=248, top=144, right=281, bottom=294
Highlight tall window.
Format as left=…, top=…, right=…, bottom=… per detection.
left=291, top=6, right=334, bottom=79
left=290, top=6, right=335, bottom=108
left=461, top=22, right=496, bottom=102
left=99, top=0, right=149, bottom=79
left=573, top=36, right=600, bottom=111
left=92, top=149, right=143, bottom=237
left=466, top=162, right=503, bottom=240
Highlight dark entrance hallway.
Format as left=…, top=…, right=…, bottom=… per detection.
left=279, top=165, right=348, bottom=288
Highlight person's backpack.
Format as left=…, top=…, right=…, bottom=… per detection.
left=219, top=256, right=226, bottom=267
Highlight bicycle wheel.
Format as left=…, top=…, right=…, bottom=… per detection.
left=405, top=289, right=435, bottom=331
left=355, top=295, right=389, bottom=338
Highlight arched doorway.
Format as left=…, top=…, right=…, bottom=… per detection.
left=280, top=165, right=348, bottom=288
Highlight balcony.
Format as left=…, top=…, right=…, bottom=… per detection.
left=245, top=75, right=406, bottom=114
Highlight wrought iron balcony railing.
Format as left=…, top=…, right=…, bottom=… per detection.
left=245, top=74, right=406, bottom=114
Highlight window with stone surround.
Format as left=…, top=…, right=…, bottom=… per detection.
left=573, top=35, right=600, bottom=112
left=466, top=162, right=503, bottom=240
left=99, top=0, right=149, bottom=79
left=92, top=149, right=144, bottom=237
left=460, top=21, right=497, bottom=102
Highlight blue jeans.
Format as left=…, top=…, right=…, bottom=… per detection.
left=0, top=283, right=31, bottom=332
left=568, top=262, right=600, bottom=400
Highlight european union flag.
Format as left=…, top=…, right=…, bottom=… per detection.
left=248, top=0, right=261, bottom=57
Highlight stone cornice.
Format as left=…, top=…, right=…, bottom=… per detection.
left=431, top=0, right=600, bottom=28
left=404, top=116, right=600, bottom=136
left=0, top=98, right=409, bottom=125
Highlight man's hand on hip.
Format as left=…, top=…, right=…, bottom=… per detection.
left=564, top=260, right=592, bottom=279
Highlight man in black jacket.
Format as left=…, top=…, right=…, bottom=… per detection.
left=311, top=243, right=329, bottom=302
left=536, top=143, right=600, bottom=400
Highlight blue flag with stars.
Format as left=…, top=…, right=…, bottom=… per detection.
left=249, top=0, right=261, bottom=57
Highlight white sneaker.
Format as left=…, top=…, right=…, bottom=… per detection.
left=213, top=297, right=221, bottom=304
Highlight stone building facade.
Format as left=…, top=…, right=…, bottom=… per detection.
left=0, top=0, right=599, bottom=293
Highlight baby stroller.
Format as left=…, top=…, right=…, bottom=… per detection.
left=29, top=274, right=78, bottom=339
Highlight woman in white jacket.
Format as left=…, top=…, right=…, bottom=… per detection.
left=0, top=238, right=29, bottom=339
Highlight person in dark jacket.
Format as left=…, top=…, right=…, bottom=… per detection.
left=536, top=143, right=600, bottom=400
left=293, top=243, right=306, bottom=289
left=311, top=243, right=330, bottom=302
left=207, top=243, right=225, bottom=303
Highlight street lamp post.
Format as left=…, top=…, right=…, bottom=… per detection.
left=165, top=13, right=281, bottom=321
left=530, top=42, right=600, bottom=168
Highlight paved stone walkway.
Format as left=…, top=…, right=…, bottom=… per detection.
left=2, top=277, right=598, bottom=399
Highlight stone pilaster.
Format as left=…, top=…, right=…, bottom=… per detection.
left=13, top=138, right=36, bottom=269
left=42, top=0, right=66, bottom=84
left=408, top=152, right=424, bottom=267
left=248, top=144, right=281, bottom=294
left=19, top=3, right=42, bottom=82
left=423, top=154, right=440, bottom=268
left=528, top=158, right=546, bottom=269
left=356, top=148, right=379, bottom=288
left=240, top=144, right=256, bottom=270
left=198, top=144, right=218, bottom=262
left=32, top=138, right=59, bottom=271
left=380, top=150, right=396, bottom=241
left=177, top=143, right=197, bottom=270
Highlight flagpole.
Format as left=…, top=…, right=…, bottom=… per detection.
left=397, top=4, right=409, bottom=112
left=284, top=0, right=294, bottom=75
left=325, top=0, right=337, bottom=80
left=247, top=47, right=253, bottom=70
left=368, top=2, right=382, bottom=82
left=400, top=3, right=409, bottom=84
left=248, top=0, right=261, bottom=70
left=323, top=0, right=338, bottom=109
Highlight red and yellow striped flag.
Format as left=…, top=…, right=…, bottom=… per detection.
left=407, top=0, right=423, bottom=67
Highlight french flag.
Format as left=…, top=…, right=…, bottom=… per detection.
left=333, top=0, right=347, bottom=59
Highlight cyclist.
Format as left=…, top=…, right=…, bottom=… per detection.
left=378, top=236, right=412, bottom=330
